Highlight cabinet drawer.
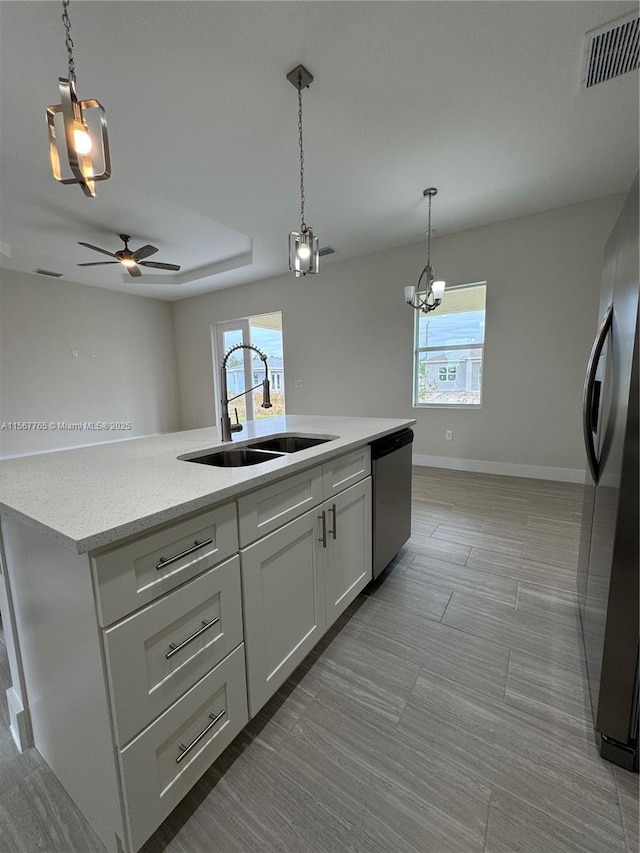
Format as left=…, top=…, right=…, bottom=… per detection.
left=322, top=447, right=371, bottom=498
left=92, top=503, right=238, bottom=626
left=119, top=644, right=248, bottom=852
left=104, top=555, right=243, bottom=746
left=237, top=465, right=323, bottom=547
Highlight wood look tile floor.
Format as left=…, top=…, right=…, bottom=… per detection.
left=0, top=467, right=638, bottom=852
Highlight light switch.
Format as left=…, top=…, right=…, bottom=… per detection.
left=71, top=349, right=79, bottom=358
left=294, top=380, right=303, bottom=389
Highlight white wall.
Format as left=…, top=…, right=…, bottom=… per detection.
left=172, top=194, right=624, bottom=480
left=0, top=270, right=180, bottom=457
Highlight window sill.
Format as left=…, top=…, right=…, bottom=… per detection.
left=412, top=403, right=483, bottom=411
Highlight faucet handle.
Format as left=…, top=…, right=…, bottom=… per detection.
left=231, top=407, right=243, bottom=433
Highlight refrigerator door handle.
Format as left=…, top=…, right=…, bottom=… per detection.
left=583, top=304, right=613, bottom=483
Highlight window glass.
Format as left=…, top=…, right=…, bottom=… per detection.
left=413, top=283, right=486, bottom=407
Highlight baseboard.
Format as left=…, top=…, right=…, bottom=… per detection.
left=6, top=685, right=32, bottom=751
left=412, top=453, right=584, bottom=484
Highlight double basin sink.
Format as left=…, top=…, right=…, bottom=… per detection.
left=179, top=434, right=338, bottom=467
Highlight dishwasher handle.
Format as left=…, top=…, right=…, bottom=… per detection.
left=371, top=428, right=413, bottom=461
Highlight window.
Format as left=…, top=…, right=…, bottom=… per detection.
left=413, top=282, right=486, bottom=407
left=213, top=312, right=285, bottom=423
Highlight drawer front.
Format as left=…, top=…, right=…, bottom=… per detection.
left=104, top=555, right=243, bottom=746
left=237, top=465, right=323, bottom=547
left=119, top=645, right=248, bottom=852
left=322, top=447, right=371, bottom=498
left=92, top=503, right=238, bottom=626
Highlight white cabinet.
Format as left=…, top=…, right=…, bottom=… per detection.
left=322, top=478, right=372, bottom=629
left=241, top=508, right=327, bottom=716
left=240, top=453, right=372, bottom=718
left=103, top=555, right=243, bottom=746
left=118, top=645, right=248, bottom=852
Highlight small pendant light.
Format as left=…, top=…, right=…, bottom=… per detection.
left=287, top=65, right=319, bottom=277
left=405, top=188, right=446, bottom=313
left=46, top=0, right=111, bottom=198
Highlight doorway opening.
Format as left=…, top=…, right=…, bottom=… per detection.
left=213, top=312, right=285, bottom=424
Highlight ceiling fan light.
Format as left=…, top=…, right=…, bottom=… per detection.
left=120, top=257, right=136, bottom=268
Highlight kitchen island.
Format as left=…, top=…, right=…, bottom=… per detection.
left=0, top=414, right=413, bottom=853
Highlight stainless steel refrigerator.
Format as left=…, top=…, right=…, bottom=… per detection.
left=577, top=175, right=639, bottom=772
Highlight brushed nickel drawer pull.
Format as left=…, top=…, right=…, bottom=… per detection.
left=156, top=538, right=213, bottom=570
left=166, top=617, right=220, bottom=660
left=176, top=709, right=226, bottom=764
left=328, top=503, right=337, bottom=539
left=318, top=510, right=327, bottom=548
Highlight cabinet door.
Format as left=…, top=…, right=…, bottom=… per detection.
left=241, top=508, right=326, bottom=717
left=325, top=478, right=372, bottom=628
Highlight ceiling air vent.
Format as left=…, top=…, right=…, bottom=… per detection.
left=582, top=12, right=639, bottom=89
left=318, top=246, right=336, bottom=257
left=34, top=268, right=63, bottom=278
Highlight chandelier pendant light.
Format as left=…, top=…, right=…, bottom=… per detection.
left=287, top=65, right=319, bottom=277
left=46, top=0, right=111, bottom=198
left=405, top=188, right=446, bottom=313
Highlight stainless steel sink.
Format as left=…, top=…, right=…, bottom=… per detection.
left=247, top=435, right=336, bottom=453
left=181, top=448, right=284, bottom=467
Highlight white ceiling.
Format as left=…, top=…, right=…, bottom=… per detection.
left=0, top=1, right=638, bottom=301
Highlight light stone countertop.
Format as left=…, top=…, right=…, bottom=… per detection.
left=0, top=415, right=414, bottom=554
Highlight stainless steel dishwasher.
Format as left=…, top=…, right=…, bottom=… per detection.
left=371, top=428, right=413, bottom=578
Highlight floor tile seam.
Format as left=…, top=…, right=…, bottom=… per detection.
left=438, top=588, right=455, bottom=623
left=613, top=766, right=633, bottom=851
left=442, top=596, right=586, bottom=640
left=362, top=594, right=453, bottom=628
left=401, top=573, right=517, bottom=608
left=480, top=778, right=627, bottom=851
left=397, top=701, right=621, bottom=803
left=430, top=527, right=526, bottom=555
left=502, top=690, right=597, bottom=735
left=443, top=596, right=589, bottom=643
left=437, top=615, right=587, bottom=675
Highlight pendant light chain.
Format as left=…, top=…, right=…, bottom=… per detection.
left=426, top=191, right=432, bottom=268
left=298, top=80, right=306, bottom=231
left=61, top=0, right=76, bottom=84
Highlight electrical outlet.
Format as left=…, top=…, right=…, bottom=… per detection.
left=294, top=379, right=303, bottom=389
left=71, top=349, right=79, bottom=358
left=445, top=430, right=453, bottom=440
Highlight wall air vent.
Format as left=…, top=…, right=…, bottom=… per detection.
left=582, top=12, right=639, bottom=89
left=34, top=268, right=63, bottom=277
left=318, top=246, right=336, bottom=257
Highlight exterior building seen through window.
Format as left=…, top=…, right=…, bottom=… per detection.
left=413, top=282, right=486, bottom=407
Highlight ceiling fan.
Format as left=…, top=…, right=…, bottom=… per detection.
left=77, top=234, right=181, bottom=279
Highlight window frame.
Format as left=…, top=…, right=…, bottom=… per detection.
left=412, top=281, right=486, bottom=410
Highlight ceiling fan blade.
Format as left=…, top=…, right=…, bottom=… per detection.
left=77, top=261, right=120, bottom=266
left=78, top=242, right=117, bottom=258
left=139, top=261, right=181, bottom=271
left=133, top=244, right=158, bottom=262
left=127, top=264, right=142, bottom=278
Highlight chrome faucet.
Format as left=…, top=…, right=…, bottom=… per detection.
left=220, top=343, right=272, bottom=442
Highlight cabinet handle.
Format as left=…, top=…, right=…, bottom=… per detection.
left=176, top=709, right=226, bottom=764
left=156, top=538, right=213, bottom=570
left=166, top=617, right=220, bottom=660
left=328, top=503, right=337, bottom=539
left=318, top=510, right=327, bottom=548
